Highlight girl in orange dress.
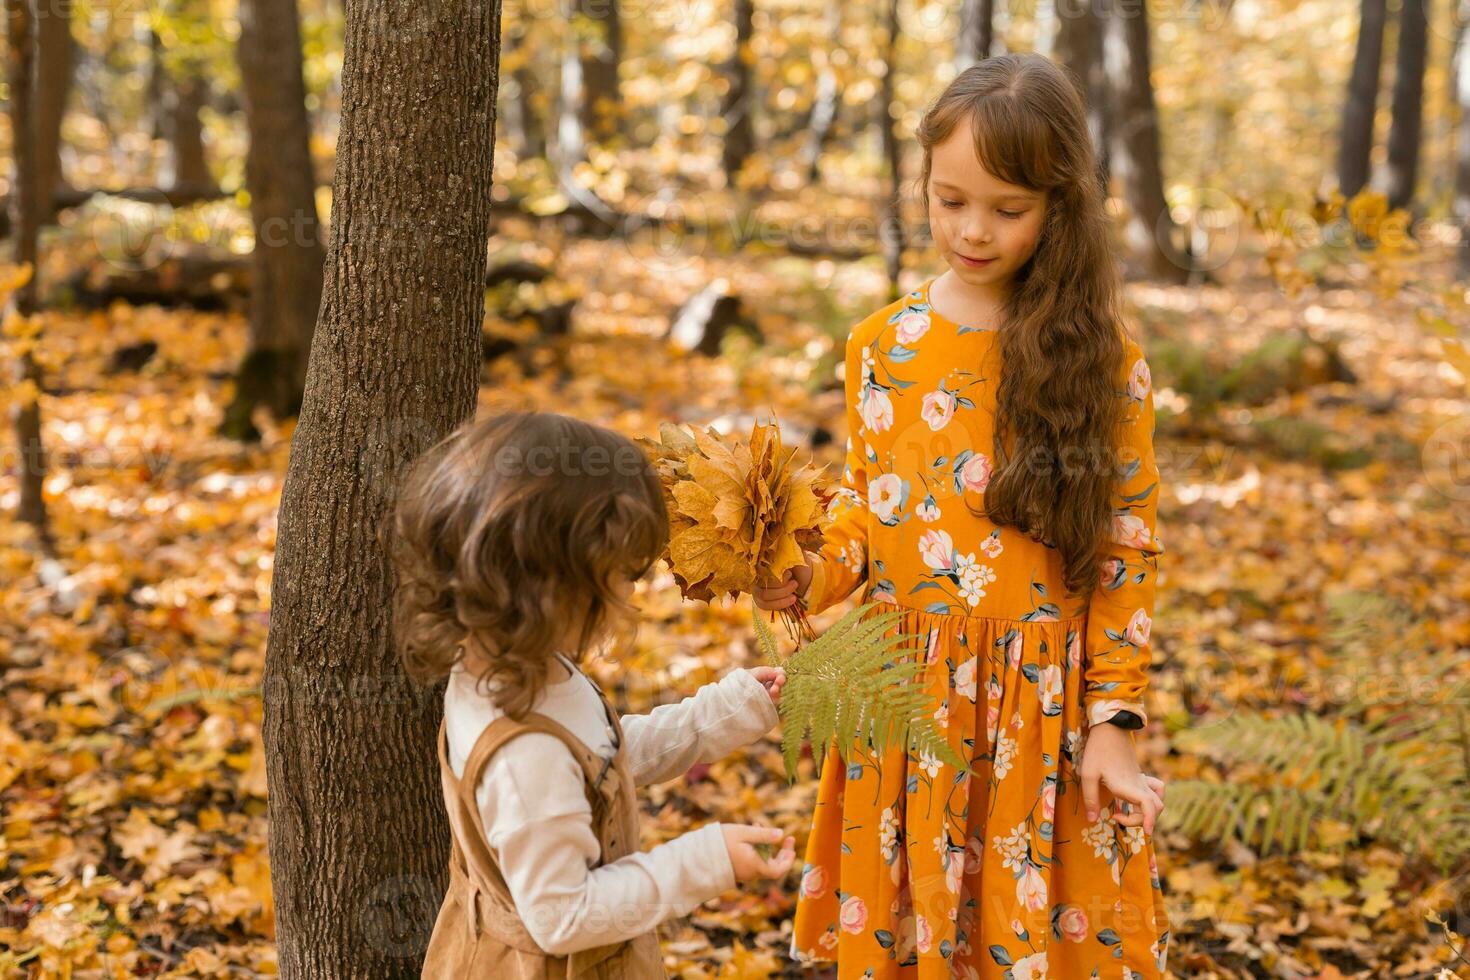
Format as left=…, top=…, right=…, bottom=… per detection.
left=757, top=53, right=1170, bottom=978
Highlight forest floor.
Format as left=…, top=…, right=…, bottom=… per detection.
left=3, top=222, right=1470, bottom=977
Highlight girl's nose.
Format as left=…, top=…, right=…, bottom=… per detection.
left=963, top=223, right=991, bottom=245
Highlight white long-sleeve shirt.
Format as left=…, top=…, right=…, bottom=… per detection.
left=444, top=654, right=780, bottom=956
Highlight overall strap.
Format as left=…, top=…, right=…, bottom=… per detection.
left=453, top=709, right=618, bottom=834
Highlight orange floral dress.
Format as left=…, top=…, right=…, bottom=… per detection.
left=789, top=276, right=1170, bottom=978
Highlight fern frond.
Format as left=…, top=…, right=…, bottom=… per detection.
left=760, top=601, right=968, bottom=783
left=751, top=604, right=782, bottom=667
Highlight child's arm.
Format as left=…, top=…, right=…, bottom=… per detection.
left=620, top=667, right=778, bottom=787
left=802, top=326, right=872, bottom=615
left=1082, top=340, right=1165, bottom=732
left=475, top=737, right=733, bottom=956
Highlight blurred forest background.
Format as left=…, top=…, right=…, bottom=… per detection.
left=3, top=0, right=1470, bottom=976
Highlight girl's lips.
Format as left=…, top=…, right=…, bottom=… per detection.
left=957, top=253, right=996, bottom=267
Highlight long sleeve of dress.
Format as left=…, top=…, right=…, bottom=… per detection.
left=1082, top=342, right=1165, bottom=731
left=476, top=737, right=735, bottom=956
left=805, top=326, right=873, bottom=615
left=620, top=668, right=780, bottom=786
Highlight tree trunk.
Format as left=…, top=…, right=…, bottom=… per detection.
left=721, top=0, right=755, bottom=185
left=162, top=73, right=215, bottom=191
left=1454, top=1, right=1470, bottom=278
left=576, top=0, right=622, bottom=143
left=1054, top=0, right=1112, bottom=183
left=1385, top=0, right=1427, bottom=212
left=957, top=0, right=996, bottom=70
left=227, top=0, right=326, bottom=441
left=1338, top=0, right=1387, bottom=198
left=6, top=0, right=50, bottom=544
left=803, top=0, right=842, bottom=183
left=36, top=0, right=72, bottom=215
left=557, top=17, right=587, bottom=171
left=508, top=27, right=546, bottom=160
left=879, top=0, right=905, bottom=299
left=261, top=0, right=502, bottom=974
left=1102, top=0, right=1186, bottom=281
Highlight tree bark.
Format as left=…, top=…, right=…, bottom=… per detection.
left=261, top=0, right=502, bottom=975
left=576, top=0, right=622, bottom=143
left=803, top=0, right=843, bottom=183
left=508, top=26, right=546, bottom=161
left=1102, top=0, right=1187, bottom=281
left=36, top=0, right=72, bottom=214
left=7, top=0, right=50, bottom=543
left=162, top=73, right=215, bottom=191
left=721, top=0, right=756, bottom=185
left=1385, top=0, right=1427, bottom=211
left=227, top=0, right=326, bottom=441
left=1338, top=0, right=1387, bottom=199
left=1453, top=1, right=1470, bottom=278
left=957, top=0, right=996, bottom=70
left=879, top=0, right=905, bottom=299
left=1054, top=0, right=1112, bottom=182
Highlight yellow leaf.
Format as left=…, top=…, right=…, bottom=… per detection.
left=1442, top=338, right=1470, bottom=393
left=717, top=940, right=780, bottom=979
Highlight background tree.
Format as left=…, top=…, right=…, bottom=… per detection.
left=1102, top=0, right=1187, bottom=281
left=721, top=0, right=756, bottom=187
left=225, top=0, right=326, bottom=440
left=36, top=0, right=72, bottom=215
left=878, top=0, right=904, bottom=297
left=957, top=0, right=998, bottom=71
left=801, top=0, right=842, bottom=183
left=1454, top=0, right=1470, bottom=277
left=576, top=0, right=622, bottom=144
left=1338, top=0, right=1387, bottom=198
left=260, top=0, right=504, bottom=975
left=1055, top=0, right=1112, bottom=183
left=1385, top=0, right=1427, bottom=212
left=6, top=0, right=49, bottom=545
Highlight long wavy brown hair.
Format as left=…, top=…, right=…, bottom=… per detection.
left=386, top=410, right=668, bottom=720
left=914, top=52, right=1133, bottom=600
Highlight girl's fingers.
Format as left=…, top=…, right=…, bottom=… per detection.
left=760, top=837, right=796, bottom=876
left=1113, top=789, right=1164, bottom=830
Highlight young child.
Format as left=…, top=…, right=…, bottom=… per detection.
left=756, top=53, right=1170, bottom=976
left=390, top=409, right=796, bottom=977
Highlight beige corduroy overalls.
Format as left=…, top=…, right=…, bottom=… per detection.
left=421, top=675, right=667, bottom=979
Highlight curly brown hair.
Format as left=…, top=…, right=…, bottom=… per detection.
left=385, top=410, right=669, bottom=720
left=914, top=52, right=1134, bottom=599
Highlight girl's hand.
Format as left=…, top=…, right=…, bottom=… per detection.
left=748, top=666, right=787, bottom=706
left=722, top=824, right=796, bottom=882
left=1079, top=724, right=1165, bottom=835
left=752, top=554, right=815, bottom=611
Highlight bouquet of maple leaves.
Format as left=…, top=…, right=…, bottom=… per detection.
left=637, top=418, right=965, bottom=783
left=638, top=417, right=828, bottom=641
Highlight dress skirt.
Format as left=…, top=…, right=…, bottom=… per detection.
left=789, top=600, right=1170, bottom=979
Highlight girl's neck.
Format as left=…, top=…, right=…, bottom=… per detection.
left=932, top=268, right=1011, bottom=322
left=548, top=653, right=575, bottom=682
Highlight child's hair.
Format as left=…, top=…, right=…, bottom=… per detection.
left=914, top=52, right=1133, bottom=599
left=386, top=410, right=669, bottom=719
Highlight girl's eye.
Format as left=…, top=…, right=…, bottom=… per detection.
left=940, top=199, right=962, bottom=209
left=999, top=210, right=1024, bottom=219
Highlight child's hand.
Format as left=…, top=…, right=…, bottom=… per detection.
left=748, top=666, right=787, bottom=706
left=1079, top=725, right=1166, bottom=835
left=752, top=554, right=815, bottom=611
left=721, top=824, right=796, bottom=882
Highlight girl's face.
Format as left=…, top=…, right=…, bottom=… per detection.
left=928, top=115, right=1047, bottom=293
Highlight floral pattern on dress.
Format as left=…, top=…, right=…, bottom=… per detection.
left=792, top=277, right=1169, bottom=978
